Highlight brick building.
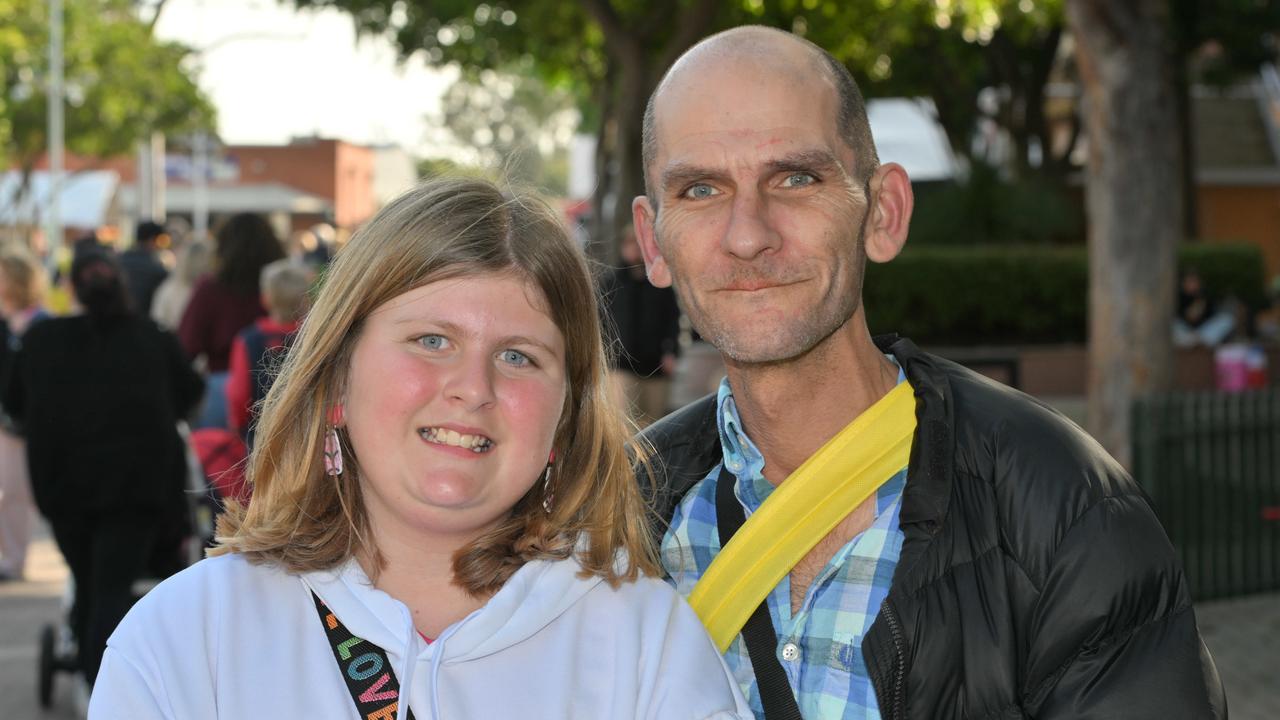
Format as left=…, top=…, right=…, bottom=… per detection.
left=226, top=137, right=377, bottom=231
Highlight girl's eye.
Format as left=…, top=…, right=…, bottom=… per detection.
left=682, top=183, right=720, bottom=200
left=500, top=349, right=531, bottom=367
left=417, top=334, right=450, bottom=350
left=781, top=172, right=817, bottom=188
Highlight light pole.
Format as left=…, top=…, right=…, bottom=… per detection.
left=45, top=0, right=64, bottom=264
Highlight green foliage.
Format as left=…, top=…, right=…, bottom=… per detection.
left=0, top=0, right=214, bottom=170
left=290, top=0, right=608, bottom=118
left=864, top=242, right=1267, bottom=344
left=431, top=61, right=577, bottom=194
left=1173, top=0, right=1280, bottom=86
left=1179, top=242, right=1269, bottom=310
left=908, top=162, right=1081, bottom=245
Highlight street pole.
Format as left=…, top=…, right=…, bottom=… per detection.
left=45, top=0, right=64, bottom=263
left=193, top=131, right=208, bottom=241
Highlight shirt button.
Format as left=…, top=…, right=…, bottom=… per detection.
left=781, top=642, right=800, bottom=662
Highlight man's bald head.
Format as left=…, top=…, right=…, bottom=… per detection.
left=641, top=26, right=879, bottom=202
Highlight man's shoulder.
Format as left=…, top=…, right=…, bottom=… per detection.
left=926, top=356, right=1147, bottom=554
left=937, top=357, right=1123, bottom=485
left=638, top=393, right=722, bottom=527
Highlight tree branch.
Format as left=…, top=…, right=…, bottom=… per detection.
left=146, top=0, right=169, bottom=34
left=578, top=0, right=639, bottom=61
left=659, top=0, right=720, bottom=72
left=638, top=0, right=678, bottom=39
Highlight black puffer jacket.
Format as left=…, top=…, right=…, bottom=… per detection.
left=641, top=336, right=1226, bottom=719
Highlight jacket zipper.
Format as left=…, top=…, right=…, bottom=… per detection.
left=881, top=598, right=908, bottom=720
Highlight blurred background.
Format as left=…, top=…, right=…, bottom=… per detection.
left=1, top=0, right=1277, bottom=716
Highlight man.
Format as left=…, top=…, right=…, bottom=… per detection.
left=634, top=26, right=1225, bottom=719
left=118, top=220, right=170, bottom=315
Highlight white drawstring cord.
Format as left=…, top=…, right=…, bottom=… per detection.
left=429, top=623, right=463, bottom=719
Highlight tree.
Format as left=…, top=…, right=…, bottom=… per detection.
left=0, top=0, right=214, bottom=220
left=429, top=60, right=578, bottom=195
left=1170, top=0, right=1280, bottom=235
left=774, top=1, right=1076, bottom=181
left=1066, top=0, right=1181, bottom=467
left=290, top=0, right=723, bottom=259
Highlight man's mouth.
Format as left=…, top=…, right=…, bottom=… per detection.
left=418, top=427, right=494, bottom=453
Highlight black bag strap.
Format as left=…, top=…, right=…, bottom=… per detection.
left=312, top=591, right=417, bottom=720
left=716, top=465, right=805, bottom=720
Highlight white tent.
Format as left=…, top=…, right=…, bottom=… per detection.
left=867, top=98, right=958, bottom=182
left=0, top=170, right=120, bottom=228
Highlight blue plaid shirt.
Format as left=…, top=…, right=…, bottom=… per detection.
left=662, top=369, right=908, bottom=719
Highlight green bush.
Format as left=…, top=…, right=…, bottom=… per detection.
left=864, top=242, right=1266, bottom=345
left=908, top=163, right=1083, bottom=246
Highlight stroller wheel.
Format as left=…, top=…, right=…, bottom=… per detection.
left=38, top=623, right=56, bottom=707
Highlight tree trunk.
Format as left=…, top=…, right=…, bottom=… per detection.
left=1067, top=0, right=1182, bottom=468
left=609, top=43, right=649, bottom=254
left=577, top=0, right=720, bottom=265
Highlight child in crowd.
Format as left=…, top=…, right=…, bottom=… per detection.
left=225, top=259, right=312, bottom=446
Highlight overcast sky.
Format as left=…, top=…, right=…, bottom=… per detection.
left=153, top=0, right=457, bottom=157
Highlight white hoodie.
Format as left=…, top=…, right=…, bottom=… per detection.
left=89, top=552, right=751, bottom=719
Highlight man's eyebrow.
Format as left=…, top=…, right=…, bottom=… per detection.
left=764, top=150, right=844, bottom=176
left=659, top=150, right=847, bottom=193
left=660, top=163, right=730, bottom=193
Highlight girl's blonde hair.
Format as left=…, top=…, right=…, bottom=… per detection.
left=212, top=177, right=658, bottom=594
left=0, top=242, right=47, bottom=311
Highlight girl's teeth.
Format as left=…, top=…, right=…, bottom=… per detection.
left=421, top=428, right=492, bottom=452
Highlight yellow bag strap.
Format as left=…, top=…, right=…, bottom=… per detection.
left=688, top=380, right=917, bottom=652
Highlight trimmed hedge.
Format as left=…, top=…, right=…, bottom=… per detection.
left=863, top=242, right=1267, bottom=345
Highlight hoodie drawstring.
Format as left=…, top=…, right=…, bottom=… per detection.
left=428, top=622, right=463, bottom=720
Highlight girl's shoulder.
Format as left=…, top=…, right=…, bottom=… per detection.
left=110, top=554, right=297, bottom=645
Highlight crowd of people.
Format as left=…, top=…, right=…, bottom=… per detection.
left=0, top=24, right=1233, bottom=720
left=0, top=212, right=330, bottom=694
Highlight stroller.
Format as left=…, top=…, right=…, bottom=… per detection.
left=36, top=422, right=238, bottom=708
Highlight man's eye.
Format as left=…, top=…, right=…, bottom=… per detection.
left=500, top=349, right=532, bottom=367
left=417, top=334, right=450, bottom=350
left=781, top=172, right=817, bottom=188
left=681, top=183, right=720, bottom=200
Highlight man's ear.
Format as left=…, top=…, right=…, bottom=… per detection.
left=864, top=162, right=913, bottom=264
left=632, top=195, right=672, bottom=288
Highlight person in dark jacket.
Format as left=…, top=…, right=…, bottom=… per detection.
left=118, top=220, right=170, bottom=316
left=178, top=213, right=285, bottom=429
left=3, top=250, right=204, bottom=686
left=630, top=26, right=1225, bottom=719
left=601, top=224, right=681, bottom=427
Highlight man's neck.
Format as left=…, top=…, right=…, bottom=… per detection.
left=723, top=312, right=897, bottom=487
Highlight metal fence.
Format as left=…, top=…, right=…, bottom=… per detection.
left=1132, top=389, right=1280, bottom=601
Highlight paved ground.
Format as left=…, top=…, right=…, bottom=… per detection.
left=1197, top=592, right=1280, bottom=719
left=0, top=526, right=84, bottom=718
left=1, top=521, right=1276, bottom=717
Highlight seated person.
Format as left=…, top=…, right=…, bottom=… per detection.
left=1174, top=269, right=1236, bottom=347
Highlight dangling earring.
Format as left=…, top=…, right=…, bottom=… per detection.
left=541, top=450, right=555, bottom=513
left=324, top=405, right=344, bottom=477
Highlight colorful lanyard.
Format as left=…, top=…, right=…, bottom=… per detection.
left=312, top=591, right=418, bottom=720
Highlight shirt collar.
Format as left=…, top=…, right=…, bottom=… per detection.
left=716, top=356, right=907, bottom=512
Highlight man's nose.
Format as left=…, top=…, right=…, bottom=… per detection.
left=721, top=190, right=781, bottom=260
left=444, top=354, right=497, bottom=410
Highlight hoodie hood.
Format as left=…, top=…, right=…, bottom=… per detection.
left=303, top=555, right=605, bottom=664
left=302, top=553, right=609, bottom=718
